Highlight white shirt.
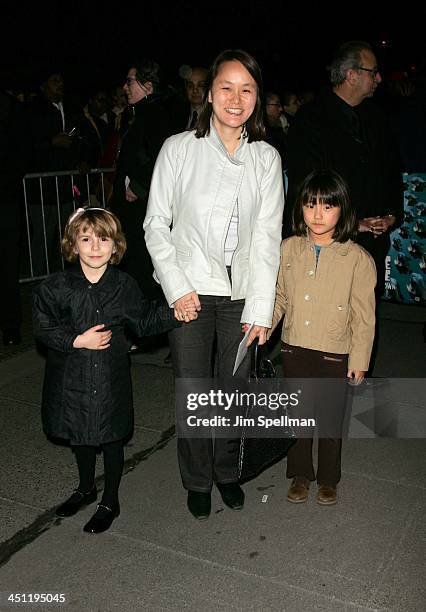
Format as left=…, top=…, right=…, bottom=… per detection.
left=53, top=101, right=65, bottom=131
left=224, top=201, right=239, bottom=266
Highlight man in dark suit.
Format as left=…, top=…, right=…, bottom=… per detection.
left=285, top=41, right=404, bottom=298
left=28, top=72, right=85, bottom=275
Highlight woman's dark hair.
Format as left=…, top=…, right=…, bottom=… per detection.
left=195, top=49, right=266, bottom=142
left=134, top=59, right=162, bottom=93
left=292, top=169, right=357, bottom=242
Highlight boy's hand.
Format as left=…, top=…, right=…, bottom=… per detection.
left=347, top=369, right=365, bottom=385
left=73, top=324, right=112, bottom=350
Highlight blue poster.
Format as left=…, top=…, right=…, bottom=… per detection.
left=384, top=173, right=425, bottom=305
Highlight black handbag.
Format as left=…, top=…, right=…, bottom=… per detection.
left=238, top=340, right=296, bottom=483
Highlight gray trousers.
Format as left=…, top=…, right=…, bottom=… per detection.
left=169, top=294, right=251, bottom=492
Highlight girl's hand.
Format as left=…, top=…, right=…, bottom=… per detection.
left=73, top=324, right=112, bottom=350
left=347, top=369, right=365, bottom=385
left=173, top=292, right=201, bottom=323
left=245, top=324, right=268, bottom=347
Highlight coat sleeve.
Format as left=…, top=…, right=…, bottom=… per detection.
left=267, top=242, right=288, bottom=338
left=128, top=105, right=171, bottom=200
left=32, top=283, right=77, bottom=353
left=348, top=250, right=377, bottom=371
left=143, top=137, right=195, bottom=305
left=241, top=148, right=284, bottom=328
left=123, top=277, right=180, bottom=337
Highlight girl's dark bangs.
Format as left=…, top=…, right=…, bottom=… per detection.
left=302, top=180, right=342, bottom=206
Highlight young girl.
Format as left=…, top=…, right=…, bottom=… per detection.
left=269, top=169, right=376, bottom=506
left=33, top=207, right=179, bottom=533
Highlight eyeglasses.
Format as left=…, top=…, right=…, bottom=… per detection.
left=357, top=66, right=380, bottom=78
left=266, top=103, right=282, bottom=107
left=125, top=77, right=138, bottom=86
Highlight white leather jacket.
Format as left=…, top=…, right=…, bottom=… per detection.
left=144, top=123, right=284, bottom=327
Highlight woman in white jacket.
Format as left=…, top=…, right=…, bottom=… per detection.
left=144, top=49, right=284, bottom=519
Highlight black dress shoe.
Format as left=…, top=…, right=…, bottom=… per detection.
left=2, top=328, right=21, bottom=346
left=217, top=483, right=245, bottom=510
left=83, top=503, right=120, bottom=534
left=187, top=491, right=211, bottom=520
left=55, top=487, right=97, bottom=517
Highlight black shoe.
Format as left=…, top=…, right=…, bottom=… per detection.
left=217, top=483, right=245, bottom=510
left=2, top=328, right=21, bottom=346
left=83, top=503, right=120, bottom=534
left=187, top=491, right=211, bottom=520
left=55, top=487, right=97, bottom=517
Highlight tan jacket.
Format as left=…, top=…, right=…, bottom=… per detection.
left=270, top=236, right=377, bottom=371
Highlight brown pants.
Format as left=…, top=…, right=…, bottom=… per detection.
left=281, top=343, right=348, bottom=487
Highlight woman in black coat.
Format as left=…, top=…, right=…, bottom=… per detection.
left=110, top=59, right=172, bottom=299
left=33, top=207, right=179, bottom=533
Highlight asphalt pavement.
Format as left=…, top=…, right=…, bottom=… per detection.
left=0, top=290, right=425, bottom=612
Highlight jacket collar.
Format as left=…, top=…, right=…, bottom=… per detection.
left=298, top=234, right=351, bottom=256
left=133, top=93, right=163, bottom=115
left=206, top=118, right=247, bottom=165
left=67, top=262, right=117, bottom=287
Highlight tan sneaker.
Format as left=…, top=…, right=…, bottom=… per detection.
left=287, top=477, right=310, bottom=503
left=316, top=485, right=337, bottom=506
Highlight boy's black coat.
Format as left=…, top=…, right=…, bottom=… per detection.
left=33, top=264, right=177, bottom=445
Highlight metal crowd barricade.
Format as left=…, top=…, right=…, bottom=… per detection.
left=20, top=167, right=114, bottom=283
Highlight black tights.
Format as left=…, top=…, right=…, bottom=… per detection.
left=72, top=440, right=124, bottom=508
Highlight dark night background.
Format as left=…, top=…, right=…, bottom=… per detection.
left=3, top=3, right=426, bottom=98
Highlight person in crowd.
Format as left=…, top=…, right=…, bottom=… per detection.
left=144, top=49, right=284, bottom=520
left=110, top=59, right=171, bottom=299
left=0, top=88, right=29, bottom=345
left=281, top=89, right=301, bottom=127
left=298, top=87, right=316, bottom=105
left=164, top=65, right=209, bottom=134
left=28, top=71, right=86, bottom=275
left=386, top=74, right=426, bottom=173
left=285, top=41, right=404, bottom=300
left=111, top=85, right=128, bottom=116
left=184, top=66, right=208, bottom=129
left=264, top=91, right=287, bottom=163
left=32, top=207, right=179, bottom=534
left=80, top=89, right=113, bottom=168
left=267, top=169, right=376, bottom=506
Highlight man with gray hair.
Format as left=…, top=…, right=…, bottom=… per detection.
left=285, top=40, right=403, bottom=298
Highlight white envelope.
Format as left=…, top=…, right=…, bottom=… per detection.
left=232, top=323, right=254, bottom=376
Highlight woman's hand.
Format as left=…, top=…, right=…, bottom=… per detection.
left=173, top=292, right=201, bottom=323
left=347, top=369, right=365, bottom=385
left=73, top=324, right=112, bottom=350
left=242, top=324, right=268, bottom=347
